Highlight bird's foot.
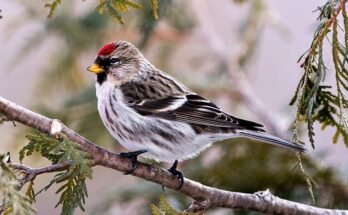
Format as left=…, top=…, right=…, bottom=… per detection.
left=120, top=150, right=147, bottom=175
left=162, top=160, right=184, bottom=191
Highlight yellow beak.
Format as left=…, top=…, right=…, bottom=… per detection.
left=87, top=64, right=104, bottom=74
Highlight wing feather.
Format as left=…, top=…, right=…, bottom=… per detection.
left=120, top=81, right=264, bottom=131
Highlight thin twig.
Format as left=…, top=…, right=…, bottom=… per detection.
left=9, top=161, right=71, bottom=188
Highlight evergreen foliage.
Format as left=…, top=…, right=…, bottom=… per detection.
left=25, top=181, right=36, bottom=205
left=44, top=0, right=159, bottom=24
left=291, top=0, right=348, bottom=148
left=149, top=0, right=159, bottom=19
left=96, top=0, right=159, bottom=24
left=150, top=195, right=197, bottom=215
left=45, top=0, right=62, bottom=18
left=96, top=0, right=142, bottom=24
left=0, top=154, right=36, bottom=215
left=19, top=131, right=92, bottom=215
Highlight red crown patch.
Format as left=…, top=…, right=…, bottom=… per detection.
left=98, top=43, right=116, bottom=56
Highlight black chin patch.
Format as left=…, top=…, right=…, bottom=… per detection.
left=95, top=56, right=111, bottom=85
left=97, top=72, right=107, bottom=85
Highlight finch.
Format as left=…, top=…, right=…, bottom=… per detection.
left=87, top=41, right=305, bottom=189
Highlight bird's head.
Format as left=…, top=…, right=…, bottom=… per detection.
left=87, top=41, right=147, bottom=85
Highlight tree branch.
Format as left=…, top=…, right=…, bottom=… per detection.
left=0, top=96, right=347, bottom=214
left=9, top=161, right=71, bottom=188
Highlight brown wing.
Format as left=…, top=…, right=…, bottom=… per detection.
left=120, top=81, right=264, bottom=131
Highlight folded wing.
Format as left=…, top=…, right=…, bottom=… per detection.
left=125, top=92, right=264, bottom=132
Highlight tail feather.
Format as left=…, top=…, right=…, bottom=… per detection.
left=238, top=131, right=306, bottom=152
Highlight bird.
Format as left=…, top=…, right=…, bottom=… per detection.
left=87, top=40, right=305, bottom=189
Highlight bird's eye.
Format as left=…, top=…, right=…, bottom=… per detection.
left=109, top=57, right=120, bottom=64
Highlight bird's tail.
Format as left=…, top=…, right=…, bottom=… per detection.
left=238, top=130, right=306, bottom=152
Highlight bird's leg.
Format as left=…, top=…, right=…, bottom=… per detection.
left=120, top=149, right=147, bottom=175
left=163, top=160, right=184, bottom=191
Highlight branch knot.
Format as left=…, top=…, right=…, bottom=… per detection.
left=255, top=189, right=274, bottom=202
left=50, top=119, right=62, bottom=138
left=186, top=199, right=212, bottom=213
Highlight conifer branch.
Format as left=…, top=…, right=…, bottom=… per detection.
left=1, top=96, right=347, bottom=214
left=300, top=1, right=344, bottom=68
left=9, top=161, right=71, bottom=188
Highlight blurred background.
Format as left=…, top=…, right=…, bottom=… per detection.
left=1, top=0, right=348, bottom=214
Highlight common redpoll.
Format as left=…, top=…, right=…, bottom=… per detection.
left=87, top=41, right=305, bottom=189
